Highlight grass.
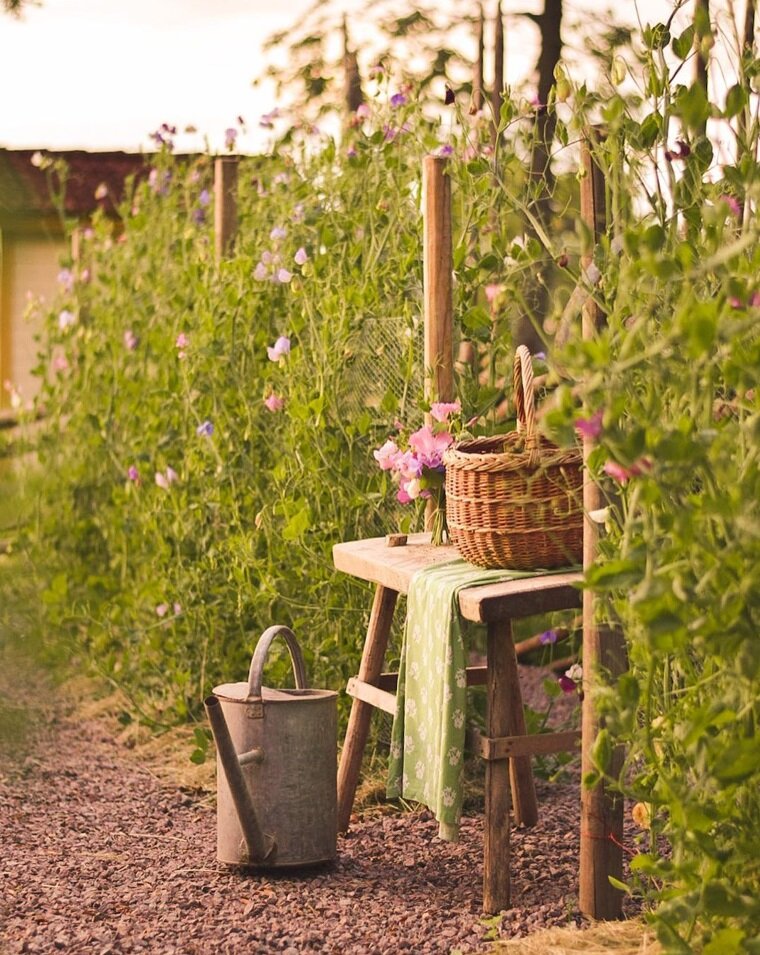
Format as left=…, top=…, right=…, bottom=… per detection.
left=493, top=919, right=660, bottom=954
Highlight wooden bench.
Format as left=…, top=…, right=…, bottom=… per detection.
left=333, top=532, right=582, bottom=913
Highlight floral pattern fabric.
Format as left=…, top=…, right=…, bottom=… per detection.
left=387, top=559, right=539, bottom=841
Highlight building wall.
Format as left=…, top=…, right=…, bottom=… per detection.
left=0, top=231, right=64, bottom=408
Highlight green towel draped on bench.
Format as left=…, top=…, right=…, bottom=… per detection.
left=387, top=559, right=557, bottom=841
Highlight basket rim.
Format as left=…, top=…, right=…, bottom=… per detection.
left=444, top=434, right=581, bottom=473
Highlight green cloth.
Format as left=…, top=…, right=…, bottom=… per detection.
left=387, top=559, right=549, bottom=841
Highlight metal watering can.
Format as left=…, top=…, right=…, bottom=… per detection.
left=204, top=625, right=338, bottom=868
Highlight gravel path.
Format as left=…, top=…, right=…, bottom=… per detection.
left=0, top=676, right=638, bottom=955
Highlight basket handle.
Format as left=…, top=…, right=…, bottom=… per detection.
left=246, top=625, right=308, bottom=701
left=513, top=345, right=537, bottom=441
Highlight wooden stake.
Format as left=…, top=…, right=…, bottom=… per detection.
left=473, top=4, right=485, bottom=113
left=423, top=155, right=454, bottom=404
left=578, top=132, right=627, bottom=921
left=214, top=156, right=239, bottom=261
left=491, top=1, right=505, bottom=139
left=422, top=155, right=454, bottom=531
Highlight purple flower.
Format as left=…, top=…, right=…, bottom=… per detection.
left=539, top=629, right=558, bottom=645
left=57, top=268, right=75, bottom=292
left=253, top=262, right=269, bottom=281
left=435, top=144, right=454, bottom=157
left=127, top=466, right=140, bottom=483
left=444, top=85, right=455, bottom=105
left=294, top=247, right=308, bottom=265
left=291, top=204, right=305, bottom=223
left=721, top=194, right=742, bottom=218
left=270, top=226, right=287, bottom=240
left=575, top=410, right=603, bottom=440
left=558, top=675, right=577, bottom=694
left=664, top=140, right=690, bottom=162
left=264, top=393, right=285, bottom=412
left=191, top=207, right=206, bottom=225
left=394, top=450, right=424, bottom=480
left=58, top=309, right=76, bottom=331
left=534, top=351, right=547, bottom=361
left=346, top=146, right=358, bottom=159
left=198, top=189, right=210, bottom=207
left=275, top=268, right=293, bottom=284
left=390, top=92, right=407, bottom=107
left=124, top=329, right=138, bottom=351
left=224, top=127, right=237, bottom=150
left=196, top=420, right=213, bottom=437
left=267, top=335, right=291, bottom=361
left=259, top=109, right=280, bottom=129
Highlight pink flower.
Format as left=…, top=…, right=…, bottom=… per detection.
left=58, top=309, right=76, bottom=330
left=275, top=268, right=293, bottom=284
left=728, top=296, right=743, bottom=309
left=575, top=410, right=603, bottom=440
left=396, top=484, right=412, bottom=504
left=346, top=146, right=358, bottom=159
left=176, top=332, right=189, bottom=359
left=165, top=466, right=178, bottom=484
left=155, top=603, right=169, bottom=618
left=750, top=291, right=760, bottom=307
left=124, top=329, right=138, bottom=350
left=373, top=439, right=400, bottom=470
left=721, top=194, right=742, bottom=218
left=267, top=335, right=291, bottom=361
left=356, top=103, right=370, bottom=120
left=430, top=400, right=461, bottom=423
left=393, top=450, right=423, bottom=479
left=127, top=466, right=140, bottom=483
left=270, top=226, right=287, bottom=240
left=435, top=144, right=454, bottom=157
left=603, top=457, right=652, bottom=484
left=294, top=247, right=308, bottom=265
left=485, top=284, right=503, bottom=305
left=224, top=127, right=237, bottom=150
left=52, top=354, right=69, bottom=373
left=408, top=426, right=453, bottom=468
left=155, top=471, right=170, bottom=490
left=172, top=602, right=182, bottom=615
left=264, top=393, right=285, bottom=412
left=254, top=262, right=268, bottom=280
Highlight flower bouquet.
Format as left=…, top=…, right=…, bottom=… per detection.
left=373, top=401, right=462, bottom=545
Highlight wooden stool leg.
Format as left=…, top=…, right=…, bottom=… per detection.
left=503, top=624, right=538, bottom=829
left=484, top=618, right=513, bottom=913
left=337, top=584, right=397, bottom=833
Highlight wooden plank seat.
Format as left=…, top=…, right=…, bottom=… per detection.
left=333, top=532, right=582, bottom=913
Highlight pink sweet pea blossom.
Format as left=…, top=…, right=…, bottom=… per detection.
left=393, top=450, right=423, bottom=479
left=155, top=471, right=170, bottom=490
left=127, top=466, right=140, bottom=483
left=264, top=393, right=285, bottom=412
left=294, top=247, right=308, bottom=265
left=373, top=439, right=400, bottom=470
left=57, top=268, right=75, bottom=292
left=397, top=484, right=412, bottom=504
left=485, top=284, right=504, bottom=306
left=58, top=310, right=76, bottom=330
left=253, top=262, right=268, bottom=280
left=270, top=226, right=287, bottom=240
left=156, top=603, right=169, bottom=618
left=575, top=410, right=603, bottom=440
left=356, top=103, right=370, bottom=120
left=267, top=336, right=291, bottom=361
left=430, top=400, right=461, bottom=423
left=52, top=354, right=69, bottom=373
left=408, top=426, right=453, bottom=468
left=275, top=268, right=293, bottom=284
left=124, top=329, right=138, bottom=350
left=603, top=457, right=652, bottom=484
left=165, top=466, right=178, bottom=484
left=224, top=128, right=237, bottom=150
left=721, top=194, right=742, bottom=218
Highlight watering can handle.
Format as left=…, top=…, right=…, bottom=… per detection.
left=246, top=625, right=308, bottom=700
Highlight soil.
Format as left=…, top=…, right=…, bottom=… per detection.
left=0, top=667, right=642, bottom=955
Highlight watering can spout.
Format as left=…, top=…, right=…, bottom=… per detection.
left=204, top=695, right=275, bottom=865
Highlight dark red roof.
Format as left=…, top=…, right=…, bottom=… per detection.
left=0, top=148, right=149, bottom=222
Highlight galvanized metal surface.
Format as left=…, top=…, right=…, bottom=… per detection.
left=207, top=626, right=338, bottom=869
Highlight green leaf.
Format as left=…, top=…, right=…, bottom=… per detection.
left=724, top=84, right=748, bottom=119
left=608, top=876, right=632, bottom=894
left=672, top=25, right=695, bottom=59
left=674, top=81, right=711, bottom=131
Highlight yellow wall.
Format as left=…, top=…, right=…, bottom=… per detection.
left=0, top=231, right=65, bottom=408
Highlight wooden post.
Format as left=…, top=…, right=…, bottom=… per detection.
left=336, top=584, right=398, bottom=832
left=214, top=155, right=238, bottom=261
left=491, top=1, right=505, bottom=140
left=578, top=132, right=627, bottom=921
left=422, top=155, right=454, bottom=531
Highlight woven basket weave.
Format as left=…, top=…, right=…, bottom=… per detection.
left=443, top=346, right=583, bottom=570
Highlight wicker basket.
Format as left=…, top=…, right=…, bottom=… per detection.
left=444, top=346, right=583, bottom=570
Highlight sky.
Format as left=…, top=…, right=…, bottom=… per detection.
left=0, top=0, right=718, bottom=155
